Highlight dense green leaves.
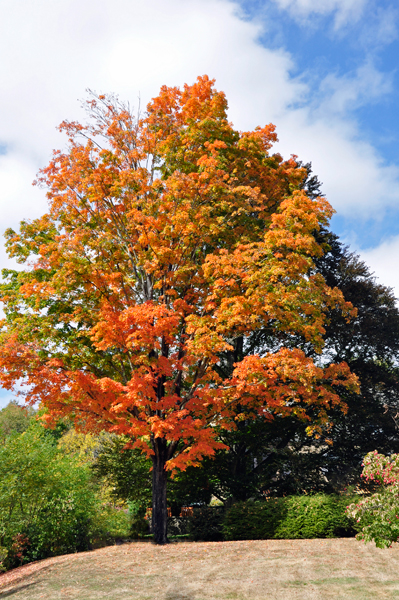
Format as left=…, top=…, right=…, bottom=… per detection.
left=91, top=435, right=213, bottom=515
left=223, top=495, right=357, bottom=541
left=92, top=436, right=152, bottom=508
left=0, top=425, right=96, bottom=568
left=0, top=401, right=35, bottom=444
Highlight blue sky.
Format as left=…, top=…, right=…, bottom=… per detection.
left=238, top=0, right=399, bottom=247
left=0, top=0, right=398, bottom=406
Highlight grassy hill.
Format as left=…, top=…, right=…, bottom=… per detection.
left=0, top=538, right=399, bottom=599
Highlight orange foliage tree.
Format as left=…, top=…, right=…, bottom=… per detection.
left=0, top=76, right=358, bottom=543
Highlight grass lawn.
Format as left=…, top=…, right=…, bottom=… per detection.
left=0, top=538, right=398, bottom=599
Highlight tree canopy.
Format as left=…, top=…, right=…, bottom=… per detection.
left=0, top=76, right=358, bottom=543
left=0, top=401, right=35, bottom=444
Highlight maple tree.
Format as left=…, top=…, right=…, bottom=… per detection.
left=0, top=76, right=358, bottom=543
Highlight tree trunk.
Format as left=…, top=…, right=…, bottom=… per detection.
left=151, top=437, right=169, bottom=544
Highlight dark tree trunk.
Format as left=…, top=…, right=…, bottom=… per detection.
left=151, top=437, right=168, bottom=544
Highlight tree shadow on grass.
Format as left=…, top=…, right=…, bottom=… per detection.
left=0, top=582, right=36, bottom=597
left=164, top=585, right=196, bottom=600
left=0, top=562, right=54, bottom=598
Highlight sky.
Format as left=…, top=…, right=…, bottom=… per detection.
left=0, top=0, right=398, bottom=405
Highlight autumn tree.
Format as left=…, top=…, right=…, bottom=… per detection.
left=0, top=76, right=358, bottom=544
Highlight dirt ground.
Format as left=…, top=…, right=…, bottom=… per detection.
left=0, top=538, right=398, bottom=599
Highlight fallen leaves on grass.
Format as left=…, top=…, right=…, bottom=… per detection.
left=0, top=539, right=398, bottom=600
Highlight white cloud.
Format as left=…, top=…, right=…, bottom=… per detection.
left=273, top=108, right=399, bottom=218
left=270, top=61, right=398, bottom=218
left=270, top=0, right=398, bottom=46
left=0, top=0, right=304, bottom=245
left=0, top=0, right=398, bottom=295
left=271, top=0, right=367, bottom=27
left=316, top=62, right=393, bottom=114
left=374, top=5, right=398, bottom=44
left=0, top=154, right=46, bottom=227
left=359, top=238, right=399, bottom=299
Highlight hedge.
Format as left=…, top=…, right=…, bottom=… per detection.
left=222, top=494, right=358, bottom=541
left=187, top=506, right=225, bottom=541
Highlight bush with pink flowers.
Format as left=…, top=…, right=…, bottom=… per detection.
left=346, top=451, right=399, bottom=548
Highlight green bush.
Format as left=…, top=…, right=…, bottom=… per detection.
left=91, top=436, right=152, bottom=507
left=346, top=452, right=399, bottom=548
left=90, top=505, right=132, bottom=546
left=128, top=501, right=149, bottom=539
left=0, top=426, right=97, bottom=569
left=274, top=494, right=356, bottom=539
left=223, top=494, right=357, bottom=541
left=222, top=498, right=286, bottom=540
left=188, top=506, right=224, bottom=541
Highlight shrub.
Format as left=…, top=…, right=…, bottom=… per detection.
left=188, top=506, right=224, bottom=541
left=90, top=505, right=132, bottom=546
left=91, top=436, right=152, bottom=507
left=128, top=501, right=149, bottom=539
left=0, top=546, right=8, bottom=572
left=223, top=494, right=357, bottom=541
left=274, top=494, right=356, bottom=539
left=346, top=451, right=399, bottom=548
left=223, top=499, right=286, bottom=540
left=347, top=490, right=399, bottom=549
left=0, top=426, right=97, bottom=569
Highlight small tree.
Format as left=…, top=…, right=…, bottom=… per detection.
left=0, top=76, right=358, bottom=543
left=0, top=426, right=95, bottom=567
left=0, top=401, right=35, bottom=444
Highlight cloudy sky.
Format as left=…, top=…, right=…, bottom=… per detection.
left=0, top=0, right=398, bottom=404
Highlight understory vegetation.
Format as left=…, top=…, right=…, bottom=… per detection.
left=0, top=407, right=135, bottom=571
left=0, top=383, right=396, bottom=571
